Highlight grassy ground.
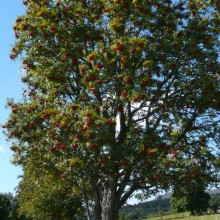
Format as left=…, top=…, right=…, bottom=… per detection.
left=146, top=212, right=189, bottom=220
left=183, top=215, right=220, bottom=220
left=146, top=213, right=220, bottom=220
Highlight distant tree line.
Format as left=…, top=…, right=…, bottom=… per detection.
left=120, top=192, right=220, bottom=220
left=120, top=198, right=170, bottom=220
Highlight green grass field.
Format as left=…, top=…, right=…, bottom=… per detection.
left=146, top=212, right=189, bottom=220
left=183, top=215, right=220, bottom=220
left=146, top=213, right=220, bottom=220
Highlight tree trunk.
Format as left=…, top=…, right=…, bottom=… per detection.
left=92, top=179, right=102, bottom=220
left=93, top=190, right=102, bottom=220
left=101, top=184, right=120, bottom=220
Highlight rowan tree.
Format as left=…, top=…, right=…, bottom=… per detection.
left=4, top=0, right=220, bottom=219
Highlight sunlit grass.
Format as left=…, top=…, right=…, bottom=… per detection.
left=182, top=215, right=220, bottom=220
left=145, top=212, right=189, bottom=220
left=146, top=213, right=220, bottom=220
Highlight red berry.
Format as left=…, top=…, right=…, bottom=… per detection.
left=89, top=55, right=95, bottom=61
left=149, top=150, right=156, bottom=157
left=50, top=26, right=56, bottom=32
left=121, top=90, right=127, bottom=97
left=89, top=143, right=96, bottom=149
left=60, top=145, right=66, bottom=150
left=72, top=143, right=79, bottom=148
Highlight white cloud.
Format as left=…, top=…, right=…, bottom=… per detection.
left=0, top=146, right=5, bottom=153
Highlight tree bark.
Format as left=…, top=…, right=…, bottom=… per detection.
left=101, top=182, right=120, bottom=220
left=93, top=186, right=102, bottom=220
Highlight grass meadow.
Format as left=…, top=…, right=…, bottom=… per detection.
left=146, top=212, right=220, bottom=220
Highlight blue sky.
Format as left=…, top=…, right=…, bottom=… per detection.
left=0, top=0, right=25, bottom=194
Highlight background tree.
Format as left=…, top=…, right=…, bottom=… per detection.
left=186, top=190, right=211, bottom=215
left=209, top=195, right=220, bottom=214
left=0, top=193, right=11, bottom=220
left=4, top=0, right=220, bottom=219
left=170, top=190, right=210, bottom=215
left=0, top=193, right=30, bottom=220
left=16, top=164, right=86, bottom=220
left=169, top=196, right=187, bottom=214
